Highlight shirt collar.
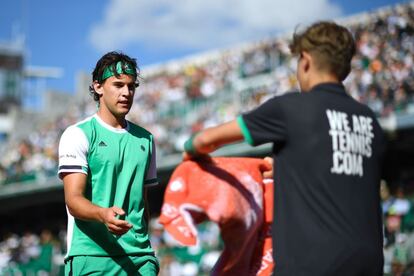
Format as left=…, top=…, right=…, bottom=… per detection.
left=309, top=82, right=346, bottom=94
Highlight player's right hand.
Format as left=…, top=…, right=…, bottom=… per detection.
left=99, top=206, right=132, bottom=236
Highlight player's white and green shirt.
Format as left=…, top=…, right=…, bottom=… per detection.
left=58, top=114, right=158, bottom=259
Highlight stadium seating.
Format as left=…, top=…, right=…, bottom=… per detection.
left=1, top=2, right=414, bottom=275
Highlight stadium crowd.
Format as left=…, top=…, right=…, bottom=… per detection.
left=1, top=185, right=413, bottom=275
left=0, top=2, right=414, bottom=186
left=0, top=1, right=414, bottom=275
left=381, top=181, right=414, bottom=275
left=0, top=219, right=224, bottom=276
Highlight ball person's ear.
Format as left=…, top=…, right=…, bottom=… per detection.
left=301, top=51, right=312, bottom=72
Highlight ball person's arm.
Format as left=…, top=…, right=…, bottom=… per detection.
left=183, top=119, right=244, bottom=159
left=63, top=172, right=132, bottom=235
left=183, top=119, right=274, bottom=179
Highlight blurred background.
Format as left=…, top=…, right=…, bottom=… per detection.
left=1, top=0, right=414, bottom=275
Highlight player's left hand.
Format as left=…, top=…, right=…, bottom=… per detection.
left=99, top=206, right=132, bottom=236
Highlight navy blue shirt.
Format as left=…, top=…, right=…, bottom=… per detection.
left=238, top=83, right=386, bottom=276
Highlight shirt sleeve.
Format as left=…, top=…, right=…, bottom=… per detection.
left=237, top=96, right=288, bottom=146
left=58, top=126, right=89, bottom=179
left=144, top=137, right=158, bottom=186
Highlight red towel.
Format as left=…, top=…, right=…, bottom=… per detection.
left=159, top=157, right=274, bottom=275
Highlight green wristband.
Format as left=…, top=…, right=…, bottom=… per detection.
left=184, top=133, right=199, bottom=155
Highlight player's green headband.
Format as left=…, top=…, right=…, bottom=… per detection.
left=100, top=61, right=136, bottom=82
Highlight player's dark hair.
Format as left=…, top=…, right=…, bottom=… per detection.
left=89, top=51, right=140, bottom=102
left=289, top=21, right=356, bottom=81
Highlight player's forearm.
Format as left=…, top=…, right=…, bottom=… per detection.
left=66, top=194, right=105, bottom=223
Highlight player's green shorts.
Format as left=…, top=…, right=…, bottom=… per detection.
left=65, top=254, right=159, bottom=276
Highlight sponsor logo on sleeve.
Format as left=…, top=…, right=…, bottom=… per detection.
left=59, top=154, right=77, bottom=159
